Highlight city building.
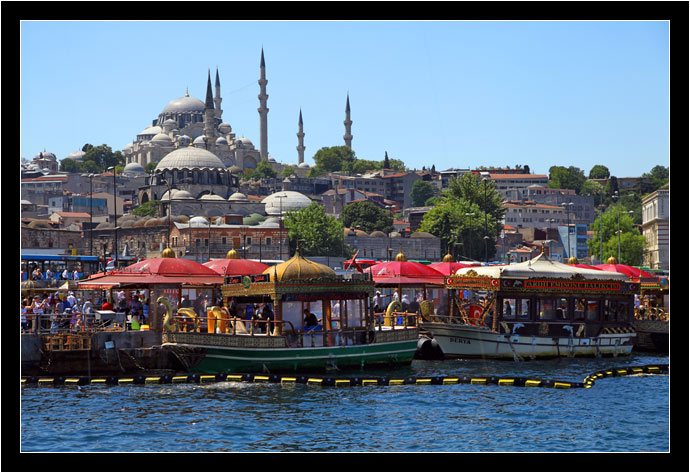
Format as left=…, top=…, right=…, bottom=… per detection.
left=502, top=201, right=567, bottom=229
left=508, top=185, right=595, bottom=225
left=483, top=173, right=549, bottom=200
left=641, top=184, right=669, bottom=270
left=344, top=229, right=442, bottom=261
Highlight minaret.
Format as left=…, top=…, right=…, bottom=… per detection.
left=343, top=92, right=353, bottom=149
left=203, top=69, right=216, bottom=150
left=296, top=109, right=305, bottom=165
left=258, top=48, right=269, bottom=160
left=214, top=67, right=223, bottom=121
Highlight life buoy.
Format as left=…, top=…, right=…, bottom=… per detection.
left=385, top=300, right=402, bottom=326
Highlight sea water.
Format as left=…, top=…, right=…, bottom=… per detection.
left=20, top=353, right=669, bottom=453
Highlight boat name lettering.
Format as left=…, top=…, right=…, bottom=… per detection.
left=225, top=274, right=270, bottom=285
left=450, top=337, right=471, bottom=345
left=446, top=277, right=498, bottom=288
left=521, top=280, right=621, bottom=291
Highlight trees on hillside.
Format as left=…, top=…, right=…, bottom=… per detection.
left=587, top=203, right=645, bottom=265
left=339, top=201, right=394, bottom=234
left=59, top=144, right=125, bottom=173
left=410, top=180, right=435, bottom=207
left=419, top=173, right=505, bottom=262
left=283, top=202, right=347, bottom=257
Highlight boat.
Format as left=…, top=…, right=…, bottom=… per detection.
left=419, top=252, right=638, bottom=360
left=160, top=250, right=419, bottom=373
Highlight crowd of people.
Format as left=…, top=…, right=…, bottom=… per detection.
left=20, top=289, right=152, bottom=333
left=23, top=266, right=83, bottom=282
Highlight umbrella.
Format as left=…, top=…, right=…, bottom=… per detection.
left=429, top=253, right=480, bottom=276
left=203, top=248, right=269, bottom=276
left=366, top=253, right=445, bottom=286
left=594, top=263, right=654, bottom=279
left=570, top=263, right=603, bottom=271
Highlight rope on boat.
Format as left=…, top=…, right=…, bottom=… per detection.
left=21, top=364, right=668, bottom=389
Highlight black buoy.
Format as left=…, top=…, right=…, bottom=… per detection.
left=415, top=336, right=444, bottom=360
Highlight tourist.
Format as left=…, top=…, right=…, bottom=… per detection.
left=101, top=298, right=114, bottom=311
left=142, top=299, right=150, bottom=325
left=303, top=309, right=319, bottom=330
left=373, top=291, right=382, bottom=313
left=228, top=297, right=238, bottom=319
left=504, top=300, right=512, bottom=316
left=83, top=299, right=94, bottom=327
left=130, top=311, right=141, bottom=330
left=62, top=269, right=69, bottom=280
left=66, top=291, right=77, bottom=309
left=261, top=303, right=274, bottom=334
left=45, top=268, right=54, bottom=281
left=401, top=293, right=410, bottom=312
left=407, top=294, right=420, bottom=325
left=244, top=303, right=254, bottom=331
left=21, top=300, right=30, bottom=333
left=72, top=268, right=80, bottom=281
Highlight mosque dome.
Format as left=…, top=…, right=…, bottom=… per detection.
left=199, top=193, right=226, bottom=201
left=151, top=133, right=173, bottom=144
left=193, top=135, right=208, bottom=146
left=410, top=231, right=435, bottom=239
left=228, top=192, right=249, bottom=202
left=298, top=162, right=310, bottom=168
left=216, top=136, right=228, bottom=145
left=262, top=251, right=336, bottom=282
left=228, top=165, right=242, bottom=174
left=162, top=118, right=178, bottom=128
left=35, top=151, right=56, bottom=160
left=161, top=95, right=205, bottom=114
left=138, top=125, right=162, bottom=136
left=369, top=231, right=386, bottom=238
left=261, top=191, right=312, bottom=216
left=172, top=190, right=195, bottom=200
left=176, top=135, right=191, bottom=146
left=66, top=150, right=86, bottom=161
left=236, top=137, right=254, bottom=148
left=155, top=147, right=225, bottom=171
left=188, top=216, right=209, bottom=226
left=123, top=162, right=146, bottom=175
left=268, top=156, right=276, bottom=163
left=354, top=230, right=369, bottom=237
left=218, top=122, right=232, bottom=134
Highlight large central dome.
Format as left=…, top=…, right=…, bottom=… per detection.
left=155, top=147, right=226, bottom=171
left=161, top=95, right=205, bottom=114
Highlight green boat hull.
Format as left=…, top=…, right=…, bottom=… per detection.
left=162, top=330, right=419, bottom=374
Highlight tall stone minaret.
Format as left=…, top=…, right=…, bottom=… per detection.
left=203, top=69, right=216, bottom=149
left=343, top=92, right=353, bottom=149
left=296, top=109, right=305, bottom=165
left=214, top=67, right=222, bottom=121
left=258, top=48, right=269, bottom=160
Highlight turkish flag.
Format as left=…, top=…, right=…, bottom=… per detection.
left=469, top=305, right=482, bottom=325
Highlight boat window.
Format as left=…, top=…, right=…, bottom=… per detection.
left=616, top=301, right=630, bottom=322
left=345, top=299, right=363, bottom=328
left=556, top=298, right=568, bottom=320
left=574, top=299, right=586, bottom=320
left=586, top=300, right=599, bottom=321
left=282, top=301, right=303, bottom=330
left=603, top=300, right=629, bottom=323
left=537, top=298, right=557, bottom=320
left=502, top=298, right=517, bottom=320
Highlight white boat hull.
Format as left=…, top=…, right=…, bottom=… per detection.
left=421, top=323, right=635, bottom=359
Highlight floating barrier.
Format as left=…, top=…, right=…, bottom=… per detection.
left=20, top=364, right=668, bottom=389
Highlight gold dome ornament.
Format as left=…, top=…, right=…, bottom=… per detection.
left=606, top=255, right=618, bottom=265
left=262, top=250, right=335, bottom=282
left=226, top=249, right=239, bottom=260
left=161, top=247, right=176, bottom=258
left=567, top=256, right=579, bottom=265
left=394, top=251, right=407, bottom=262
left=442, top=253, right=454, bottom=263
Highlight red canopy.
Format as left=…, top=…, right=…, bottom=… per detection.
left=77, top=256, right=223, bottom=289
left=594, top=263, right=654, bottom=278
left=365, top=260, right=445, bottom=286
left=204, top=258, right=269, bottom=276
left=429, top=261, right=480, bottom=276
left=570, top=263, right=603, bottom=271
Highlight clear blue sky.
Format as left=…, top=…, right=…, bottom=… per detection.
left=20, top=20, right=669, bottom=177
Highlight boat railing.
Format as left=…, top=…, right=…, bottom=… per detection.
left=21, top=312, right=128, bottom=335
left=634, top=307, right=668, bottom=322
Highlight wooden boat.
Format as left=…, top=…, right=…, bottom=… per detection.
left=161, top=251, right=419, bottom=373
left=419, top=252, right=638, bottom=360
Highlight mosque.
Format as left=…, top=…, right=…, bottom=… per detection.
left=119, top=49, right=354, bottom=220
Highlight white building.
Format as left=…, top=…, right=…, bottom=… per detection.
left=641, top=184, right=669, bottom=270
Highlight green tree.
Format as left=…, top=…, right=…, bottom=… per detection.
left=283, top=202, right=346, bottom=257
left=642, top=165, right=669, bottom=190
left=311, top=146, right=356, bottom=174
left=82, top=144, right=125, bottom=172
left=339, top=201, right=394, bottom=234
left=145, top=162, right=158, bottom=173
left=349, top=159, right=382, bottom=175
left=252, top=159, right=277, bottom=180
left=588, top=165, right=610, bottom=179
left=443, top=173, right=505, bottom=224
left=588, top=203, right=645, bottom=265
left=548, top=166, right=587, bottom=193
left=410, top=180, right=435, bottom=207
left=419, top=199, right=499, bottom=262
left=59, top=158, right=80, bottom=173
left=580, top=180, right=607, bottom=207
left=281, top=165, right=295, bottom=178
left=133, top=200, right=162, bottom=217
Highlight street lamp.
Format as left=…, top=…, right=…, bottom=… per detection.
left=276, top=194, right=287, bottom=261
left=465, top=212, right=475, bottom=261
left=107, top=166, right=119, bottom=268
left=81, top=173, right=95, bottom=256
left=482, top=178, right=489, bottom=263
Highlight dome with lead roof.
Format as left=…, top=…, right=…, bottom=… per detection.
left=161, top=95, right=205, bottom=114
left=154, top=147, right=225, bottom=171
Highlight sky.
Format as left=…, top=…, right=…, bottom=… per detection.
left=20, top=20, right=669, bottom=178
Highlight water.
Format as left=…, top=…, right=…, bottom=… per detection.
left=20, top=353, right=669, bottom=453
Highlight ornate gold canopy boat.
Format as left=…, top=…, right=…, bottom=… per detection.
left=419, top=252, right=638, bottom=360
left=161, top=250, right=419, bottom=373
